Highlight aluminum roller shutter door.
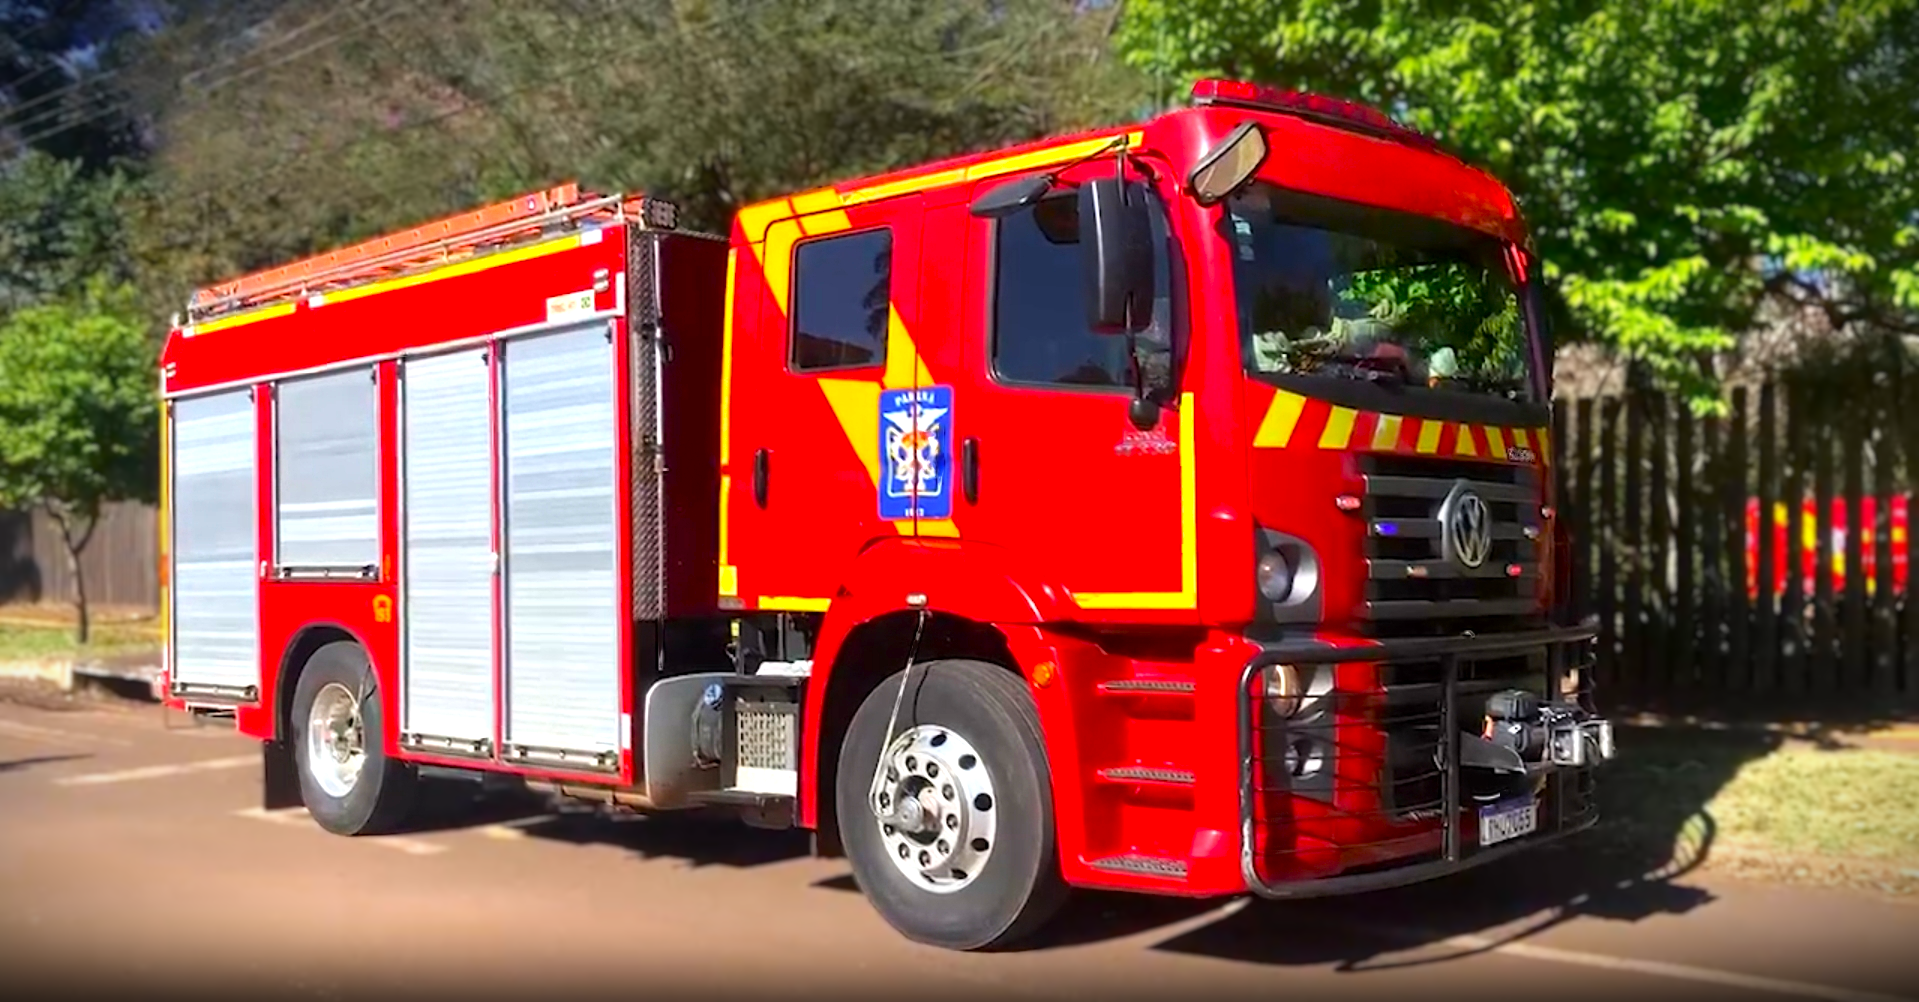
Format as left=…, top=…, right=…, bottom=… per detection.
left=399, top=348, right=497, bottom=744
left=170, top=389, right=260, bottom=692
left=501, top=322, right=622, bottom=757
left=274, top=368, right=379, bottom=571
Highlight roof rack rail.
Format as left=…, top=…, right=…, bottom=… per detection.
left=184, top=183, right=677, bottom=324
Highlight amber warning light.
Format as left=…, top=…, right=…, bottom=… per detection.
left=1187, top=78, right=1440, bottom=154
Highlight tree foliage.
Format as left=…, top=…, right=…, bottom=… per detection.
left=123, top=0, right=1144, bottom=309
left=0, top=280, right=160, bottom=640
left=0, top=148, right=140, bottom=313
left=1117, top=0, right=1919, bottom=407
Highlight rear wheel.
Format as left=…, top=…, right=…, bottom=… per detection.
left=835, top=658, right=1069, bottom=951
left=290, top=640, right=419, bottom=836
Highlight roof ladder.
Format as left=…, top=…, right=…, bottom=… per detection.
left=184, top=183, right=676, bottom=324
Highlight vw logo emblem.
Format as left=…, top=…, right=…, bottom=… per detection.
left=1442, top=486, right=1493, bottom=569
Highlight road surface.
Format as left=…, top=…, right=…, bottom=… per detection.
left=2, top=690, right=1915, bottom=1002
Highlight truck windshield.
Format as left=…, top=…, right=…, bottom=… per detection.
left=1223, top=181, right=1534, bottom=403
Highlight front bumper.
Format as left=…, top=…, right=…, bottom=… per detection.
left=1234, top=621, right=1611, bottom=899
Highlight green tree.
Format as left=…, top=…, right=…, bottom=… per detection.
left=1117, top=0, right=1919, bottom=407
left=0, top=281, right=160, bottom=643
left=122, top=0, right=1145, bottom=309
left=0, top=149, right=140, bottom=314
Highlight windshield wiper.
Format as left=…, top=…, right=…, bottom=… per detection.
left=1302, top=353, right=1412, bottom=388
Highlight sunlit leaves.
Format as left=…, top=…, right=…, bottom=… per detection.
left=1118, top=0, right=1919, bottom=410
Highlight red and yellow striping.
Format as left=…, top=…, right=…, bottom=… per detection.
left=1253, top=387, right=1551, bottom=466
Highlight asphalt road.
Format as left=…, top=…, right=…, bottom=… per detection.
left=2, top=691, right=1916, bottom=1002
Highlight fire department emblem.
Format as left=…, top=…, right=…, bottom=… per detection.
left=878, top=385, right=954, bottom=521
left=1440, top=481, right=1493, bottom=570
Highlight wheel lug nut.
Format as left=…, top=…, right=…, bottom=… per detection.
left=941, top=784, right=954, bottom=800
left=926, top=762, right=940, bottom=778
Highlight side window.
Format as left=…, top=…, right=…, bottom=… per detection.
left=273, top=366, right=379, bottom=575
left=990, top=191, right=1173, bottom=390
left=789, top=228, right=893, bottom=373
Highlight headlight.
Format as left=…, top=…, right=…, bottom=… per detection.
left=1256, top=550, right=1296, bottom=602
left=1253, top=529, right=1320, bottom=614
left=1262, top=664, right=1303, bottom=716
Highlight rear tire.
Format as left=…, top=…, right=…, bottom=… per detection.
left=835, top=658, right=1070, bottom=951
left=289, top=640, right=419, bottom=836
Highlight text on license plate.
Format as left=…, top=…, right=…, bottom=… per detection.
left=1478, top=797, right=1539, bottom=847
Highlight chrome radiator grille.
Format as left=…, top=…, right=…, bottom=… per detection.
left=1359, top=454, right=1545, bottom=636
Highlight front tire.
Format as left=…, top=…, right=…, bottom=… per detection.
left=290, top=640, right=419, bottom=836
left=835, top=658, right=1070, bottom=951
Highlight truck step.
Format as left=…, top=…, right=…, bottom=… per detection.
left=686, top=789, right=793, bottom=810
left=1096, top=678, right=1195, bottom=696
left=1096, top=765, right=1195, bottom=786
left=1087, top=853, right=1189, bottom=880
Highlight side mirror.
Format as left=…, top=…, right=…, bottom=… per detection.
left=1077, top=177, right=1155, bottom=335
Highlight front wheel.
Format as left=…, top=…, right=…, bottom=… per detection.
left=835, top=658, right=1070, bottom=951
left=290, top=640, right=419, bottom=836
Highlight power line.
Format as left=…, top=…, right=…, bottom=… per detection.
left=3, top=0, right=387, bottom=149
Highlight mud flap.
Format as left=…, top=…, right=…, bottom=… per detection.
left=262, top=739, right=302, bottom=811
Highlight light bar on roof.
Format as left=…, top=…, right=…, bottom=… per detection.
left=1188, top=78, right=1440, bottom=153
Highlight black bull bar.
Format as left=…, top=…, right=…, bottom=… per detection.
left=1235, top=620, right=1607, bottom=899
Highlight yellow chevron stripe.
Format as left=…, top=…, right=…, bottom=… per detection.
left=1454, top=424, right=1479, bottom=457
left=1254, top=390, right=1308, bottom=447
left=1415, top=419, right=1444, bottom=454
left=1485, top=425, right=1507, bottom=461
left=1318, top=406, right=1357, bottom=449
left=1372, top=414, right=1403, bottom=451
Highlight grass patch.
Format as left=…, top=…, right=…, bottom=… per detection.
left=0, top=617, right=161, bottom=661
left=1581, top=724, right=1919, bottom=894
left=1706, top=746, right=1919, bottom=864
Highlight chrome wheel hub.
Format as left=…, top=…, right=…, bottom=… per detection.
left=305, top=681, right=366, bottom=799
left=872, top=725, right=996, bottom=894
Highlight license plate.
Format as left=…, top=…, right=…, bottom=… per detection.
left=1478, top=797, right=1539, bottom=847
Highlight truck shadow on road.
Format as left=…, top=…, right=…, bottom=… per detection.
left=0, top=753, right=89, bottom=775
left=1045, top=720, right=1815, bottom=966
left=384, top=716, right=1894, bottom=964
left=400, top=781, right=815, bottom=869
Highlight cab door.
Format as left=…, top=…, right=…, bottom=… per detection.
left=723, top=194, right=926, bottom=611
left=941, top=166, right=1194, bottom=616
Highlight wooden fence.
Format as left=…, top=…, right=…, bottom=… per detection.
left=7, top=374, right=1919, bottom=715
left=0, top=502, right=159, bottom=613
left=1552, top=370, right=1919, bottom=714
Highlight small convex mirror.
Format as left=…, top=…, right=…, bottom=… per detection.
left=1187, top=121, right=1269, bottom=206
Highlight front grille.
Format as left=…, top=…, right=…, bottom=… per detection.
left=1377, top=653, right=1546, bottom=820
left=1359, top=454, right=1545, bottom=637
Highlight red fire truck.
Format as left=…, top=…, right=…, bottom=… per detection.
left=158, top=79, right=1615, bottom=951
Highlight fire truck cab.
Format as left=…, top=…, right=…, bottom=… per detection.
left=158, top=79, right=1615, bottom=951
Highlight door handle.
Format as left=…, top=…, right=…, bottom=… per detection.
left=961, top=437, right=979, bottom=505
left=753, top=448, right=770, bottom=509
